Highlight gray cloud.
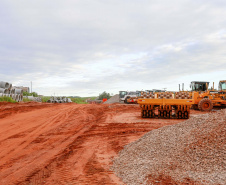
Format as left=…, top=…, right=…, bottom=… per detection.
left=0, top=0, right=226, bottom=96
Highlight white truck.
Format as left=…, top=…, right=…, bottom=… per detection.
left=119, top=91, right=141, bottom=103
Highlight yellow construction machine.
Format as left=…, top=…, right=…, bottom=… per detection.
left=138, top=80, right=226, bottom=119
left=138, top=91, right=195, bottom=119
left=191, top=81, right=226, bottom=111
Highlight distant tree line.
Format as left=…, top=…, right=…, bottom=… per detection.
left=23, top=92, right=38, bottom=97
left=98, top=91, right=111, bottom=100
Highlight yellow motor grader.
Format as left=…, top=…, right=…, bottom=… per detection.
left=191, top=81, right=226, bottom=111
left=138, top=81, right=226, bottom=119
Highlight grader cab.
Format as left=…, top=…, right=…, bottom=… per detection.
left=190, top=81, right=209, bottom=91
left=219, top=80, right=226, bottom=92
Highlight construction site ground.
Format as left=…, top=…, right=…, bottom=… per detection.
left=0, top=102, right=209, bottom=184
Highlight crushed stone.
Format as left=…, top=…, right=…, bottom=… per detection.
left=112, top=109, right=226, bottom=185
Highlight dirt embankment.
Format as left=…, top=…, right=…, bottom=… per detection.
left=0, top=102, right=57, bottom=119
left=0, top=102, right=211, bottom=184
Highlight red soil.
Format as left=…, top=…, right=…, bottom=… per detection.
left=0, top=103, right=206, bottom=184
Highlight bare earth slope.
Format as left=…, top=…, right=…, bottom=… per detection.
left=0, top=103, right=190, bottom=184
left=112, top=109, right=226, bottom=185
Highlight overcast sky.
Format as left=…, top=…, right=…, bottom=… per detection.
left=0, top=0, right=226, bottom=96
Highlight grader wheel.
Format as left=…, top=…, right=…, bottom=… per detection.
left=198, top=98, right=213, bottom=111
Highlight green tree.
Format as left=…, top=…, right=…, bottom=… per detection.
left=98, top=91, right=111, bottom=100
left=23, top=92, right=38, bottom=97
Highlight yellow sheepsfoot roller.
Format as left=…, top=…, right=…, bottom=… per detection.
left=138, top=92, right=196, bottom=119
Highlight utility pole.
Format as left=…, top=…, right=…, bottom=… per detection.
left=31, top=81, right=32, bottom=93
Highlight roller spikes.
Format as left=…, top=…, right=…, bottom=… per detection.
left=175, top=92, right=191, bottom=99
left=140, top=91, right=155, bottom=99
left=158, top=92, right=173, bottom=99
left=140, top=104, right=190, bottom=119
left=139, top=91, right=192, bottom=119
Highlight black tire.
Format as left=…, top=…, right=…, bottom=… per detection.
left=198, top=98, right=213, bottom=111
left=124, top=96, right=130, bottom=104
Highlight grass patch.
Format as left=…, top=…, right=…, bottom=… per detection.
left=23, top=98, right=31, bottom=102
left=0, top=96, right=17, bottom=103
left=41, top=96, right=51, bottom=103
left=71, top=97, right=88, bottom=104
left=70, top=97, right=97, bottom=104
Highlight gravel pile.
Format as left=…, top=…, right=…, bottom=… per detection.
left=112, top=109, right=226, bottom=185
left=104, top=94, right=120, bottom=104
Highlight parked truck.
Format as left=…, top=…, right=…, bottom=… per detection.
left=119, top=91, right=140, bottom=103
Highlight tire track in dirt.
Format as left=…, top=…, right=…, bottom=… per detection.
left=0, top=105, right=81, bottom=169
left=0, top=104, right=66, bottom=141
left=42, top=105, right=179, bottom=185
left=0, top=104, right=80, bottom=182
left=14, top=105, right=107, bottom=185
left=0, top=103, right=194, bottom=184
left=0, top=104, right=107, bottom=184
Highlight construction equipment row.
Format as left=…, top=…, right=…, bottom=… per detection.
left=138, top=80, right=226, bottom=119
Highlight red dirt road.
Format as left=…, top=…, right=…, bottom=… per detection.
left=0, top=103, right=205, bottom=184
